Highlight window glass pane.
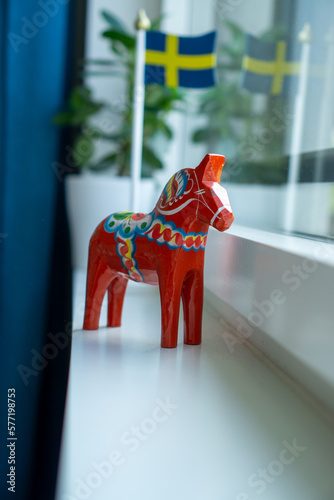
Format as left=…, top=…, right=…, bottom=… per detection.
left=188, top=0, right=334, bottom=240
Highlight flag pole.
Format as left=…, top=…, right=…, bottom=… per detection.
left=130, top=9, right=151, bottom=212
left=283, top=23, right=312, bottom=232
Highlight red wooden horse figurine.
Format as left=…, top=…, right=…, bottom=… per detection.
left=83, top=153, right=234, bottom=347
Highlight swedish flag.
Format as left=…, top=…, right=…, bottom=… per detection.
left=145, top=31, right=217, bottom=89
left=241, top=34, right=300, bottom=95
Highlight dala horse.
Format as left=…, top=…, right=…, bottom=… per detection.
left=83, top=153, right=234, bottom=348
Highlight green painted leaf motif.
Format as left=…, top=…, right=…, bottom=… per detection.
left=113, top=212, right=133, bottom=221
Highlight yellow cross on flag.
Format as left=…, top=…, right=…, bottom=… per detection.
left=241, top=35, right=300, bottom=95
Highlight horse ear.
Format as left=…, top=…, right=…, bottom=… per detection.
left=195, top=154, right=225, bottom=183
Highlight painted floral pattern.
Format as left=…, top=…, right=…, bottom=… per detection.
left=104, top=210, right=207, bottom=282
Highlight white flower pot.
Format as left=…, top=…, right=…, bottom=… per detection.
left=65, top=173, right=157, bottom=268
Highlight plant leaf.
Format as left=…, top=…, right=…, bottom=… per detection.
left=142, top=145, right=163, bottom=170
left=91, top=153, right=119, bottom=171
left=260, top=24, right=287, bottom=42
left=192, top=127, right=221, bottom=143
left=150, top=14, right=166, bottom=30
left=53, top=87, right=104, bottom=126
left=72, top=134, right=94, bottom=167
left=53, top=112, right=75, bottom=125
left=102, top=30, right=135, bottom=49
left=101, top=10, right=129, bottom=34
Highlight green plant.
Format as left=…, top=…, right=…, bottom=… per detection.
left=54, top=10, right=184, bottom=177
left=192, top=20, right=288, bottom=184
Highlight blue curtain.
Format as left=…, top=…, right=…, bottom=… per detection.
left=0, top=2, right=75, bottom=498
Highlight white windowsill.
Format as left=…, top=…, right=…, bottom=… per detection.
left=56, top=269, right=334, bottom=500
left=204, top=224, right=334, bottom=414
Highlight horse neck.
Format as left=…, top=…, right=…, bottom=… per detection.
left=153, top=200, right=209, bottom=235
left=187, top=217, right=209, bottom=234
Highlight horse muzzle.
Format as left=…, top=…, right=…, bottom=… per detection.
left=211, top=206, right=234, bottom=232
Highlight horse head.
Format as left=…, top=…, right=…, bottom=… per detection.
left=194, top=154, right=234, bottom=231
left=154, top=154, right=234, bottom=232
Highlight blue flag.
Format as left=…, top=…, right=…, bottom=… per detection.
left=145, top=31, right=217, bottom=89
left=241, top=34, right=300, bottom=95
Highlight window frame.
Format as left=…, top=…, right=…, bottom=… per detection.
left=204, top=224, right=334, bottom=415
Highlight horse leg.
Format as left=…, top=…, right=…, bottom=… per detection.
left=107, top=275, right=128, bottom=327
left=83, top=243, right=114, bottom=330
left=181, top=269, right=203, bottom=345
left=158, top=271, right=183, bottom=348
